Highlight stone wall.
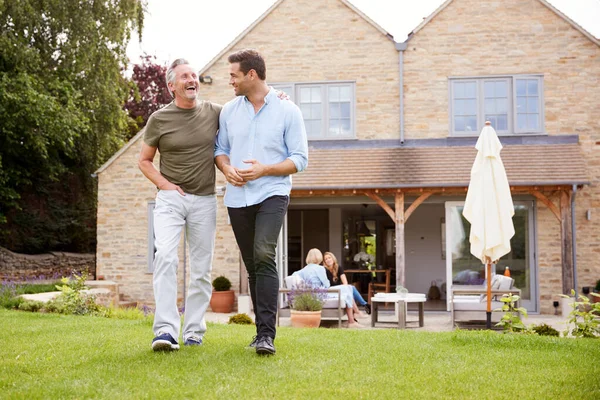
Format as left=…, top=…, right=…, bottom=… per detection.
left=0, top=246, right=95, bottom=281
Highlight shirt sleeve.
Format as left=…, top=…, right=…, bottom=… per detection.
left=214, top=103, right=230, bottom=157
left=318, top=267, right=331, bottom=288
left=143, top=114, right=160, bottom=147
left=284, top=104, right=308, bottom=173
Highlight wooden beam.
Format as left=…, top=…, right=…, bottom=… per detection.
left=404, top=192, right=434, bottom=221
left=531, top=190, right=561, bottom=222
left=395, top=192, right=405, bottom=288
left=560, top=191, right=574, bottom=294
left=364, top=191, right=395, bottom=222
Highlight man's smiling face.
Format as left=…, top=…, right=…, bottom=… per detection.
left=170, top=64, right=199, bottom=101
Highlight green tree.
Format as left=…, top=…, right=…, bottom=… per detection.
left=0, top=0, right=145, bottom=253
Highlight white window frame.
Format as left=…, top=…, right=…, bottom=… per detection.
left=271, top=81, right=356, bottom=140
left=449, top=75, right=544, bottom=136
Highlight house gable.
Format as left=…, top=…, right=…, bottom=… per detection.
left=197, top=0, right=401, bottom=141
left=401, top=0, right=600, bottom=139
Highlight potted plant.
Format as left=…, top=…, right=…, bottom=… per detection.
left=592, top=279, right=600, bottom=304
left=209, top=276, right=235, bottom=313
left=288, top=283, right=326, bottom=328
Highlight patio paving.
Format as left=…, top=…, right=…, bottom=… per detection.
left=205, top=310, right=569, bottom=332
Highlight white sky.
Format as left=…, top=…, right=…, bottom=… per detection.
left=126, top=0, right=600, bottom=70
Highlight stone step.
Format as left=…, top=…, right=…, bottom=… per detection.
left=119, top=301, right=138, bottom=309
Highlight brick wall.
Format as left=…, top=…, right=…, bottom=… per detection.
left=402, top=0, right=600, bottom=313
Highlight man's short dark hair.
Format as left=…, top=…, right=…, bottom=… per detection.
left=228, top=49, right=266, bottom=80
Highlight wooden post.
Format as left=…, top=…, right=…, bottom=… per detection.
left=560, top=191, right=573, bottom=294
left=395, top=192, right=405, bottom=288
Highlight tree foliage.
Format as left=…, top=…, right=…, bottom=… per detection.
left=0, top=0, right=145, bottom=253
left=125, top=54, right=170, bottom=139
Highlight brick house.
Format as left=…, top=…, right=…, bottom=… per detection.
left=95, top=0, right=599, bottom=314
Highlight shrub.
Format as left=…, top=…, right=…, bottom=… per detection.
left=2, top=296, right=25, bottom=310
left=532, top=323, right=560, bottom=337
left=212, top=276, right=232, bottom=292
left=45, top=272, right=107, bottom=317
left=495, top=293, right=528, bottom=333
left=560, top=290, right=600, bottom=338
left=18, top=300, right=44, bottom=312
left=288, top=283, right=327, bottom=312
left=228, top=313, right=254, bottom=325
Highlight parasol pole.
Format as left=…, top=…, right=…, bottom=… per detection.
left=486, top=257, right=492, bottom=329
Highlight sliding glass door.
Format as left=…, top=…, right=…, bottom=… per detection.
left=444, top=201, right=537, bottom=311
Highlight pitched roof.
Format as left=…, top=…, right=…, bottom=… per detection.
left=292, top=140, right=589, bottom=190
left=406, top=0, right=599, bottom=47
left=199, top=0, right=395, bottom=75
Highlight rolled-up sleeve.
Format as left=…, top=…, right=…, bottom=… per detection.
left=285, top=105, right=308, bottom=173
left=214, top=105, right=230, bottom=158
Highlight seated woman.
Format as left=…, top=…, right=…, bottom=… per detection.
left=292, top=248, right=363, bottom=328
left=323, top=251, right=371, bottom=315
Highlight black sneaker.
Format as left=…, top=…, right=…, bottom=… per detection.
left=364, top=303, right=371, bottom=315
left=152, top=332, right=179, bottom=351
left=247, top=335, right=258, bottom=348
left=255, top=336, right=276, bottom=355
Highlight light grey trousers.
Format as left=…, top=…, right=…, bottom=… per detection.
left=152, top=190, right=216, bottom=342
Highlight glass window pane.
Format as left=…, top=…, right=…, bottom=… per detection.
left=527, top=99, right=539, bottom=113
left=466, top=117, right=477, bottom=132
left=312, top=120, right=322, bottom=136
left=496, top=81, right=508, bottom=97
left=329, top=86, right=339, bottom=102
left=454, top=99, right=464, bottom=116
left=485, top=115, right=497, bottom=129
left=329, top=103, right=339, bottom=119
left=527, top=80, right=538, bottom=96
left=465, top=99, right=477, bottom=114
left=516, top=80, right=526, bottom=96
left=300, top=104, right=311, bottom=118
left=454, top=82, right=465, bottom=99
left=340, top=102, right=350, bottom=118
left=311, top=103, right=321, bottom=119
left=484, top=81, right=494, bottom=98
left=517, top=114, right=527, bottom=130
left=311, top=87, right=320, bottom=102
left=497, top=98, right=508, bottom=114
left=341, top=119, right=351, bottom=135
left=465, top=82, right=476, bottom=98
left=340, top=86, right=351, bottom=102
left=329, top=119, right=340, bottom=135
left=528, top=114, right=539, bottom=130
left=300, top=87, right=311, bottom=102
left=516, top=97, right=527, bottom=112
left=455, top=116, right=465, bottom=131
left=497, top=115, right=508, bottom=131
left=484, top=99, right=495, bottom=113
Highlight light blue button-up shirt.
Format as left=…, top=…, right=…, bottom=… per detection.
left=215, top=87, right=308, bottom=208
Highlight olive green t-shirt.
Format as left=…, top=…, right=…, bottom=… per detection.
left=143, top=101, right=222, bottom=196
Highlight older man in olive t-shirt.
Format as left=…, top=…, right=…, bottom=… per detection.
left=138, top=58, right=221, bottom=351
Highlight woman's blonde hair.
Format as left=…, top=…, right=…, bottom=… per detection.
left=323, top=251, right=339, bottom=281
left=305, top=248, right=323, bottom=265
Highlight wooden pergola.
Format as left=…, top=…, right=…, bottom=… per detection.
left=293, top=184, right=579, bottom=294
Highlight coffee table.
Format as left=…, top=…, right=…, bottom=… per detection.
left=370, top=293, right=427, bottom=329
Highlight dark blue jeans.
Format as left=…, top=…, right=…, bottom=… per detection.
left=228, top=195, right=289, bottom=340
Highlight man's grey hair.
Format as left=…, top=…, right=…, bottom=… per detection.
left=166, top=58, right=189, bottom=97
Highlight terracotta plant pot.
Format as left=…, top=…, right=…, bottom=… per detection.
left=210, top=290, right=235, bottom=313
left=290, top=310, right=322, bottom=328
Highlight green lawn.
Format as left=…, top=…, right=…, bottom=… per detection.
left=1, top=309, right=599, bottom=399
